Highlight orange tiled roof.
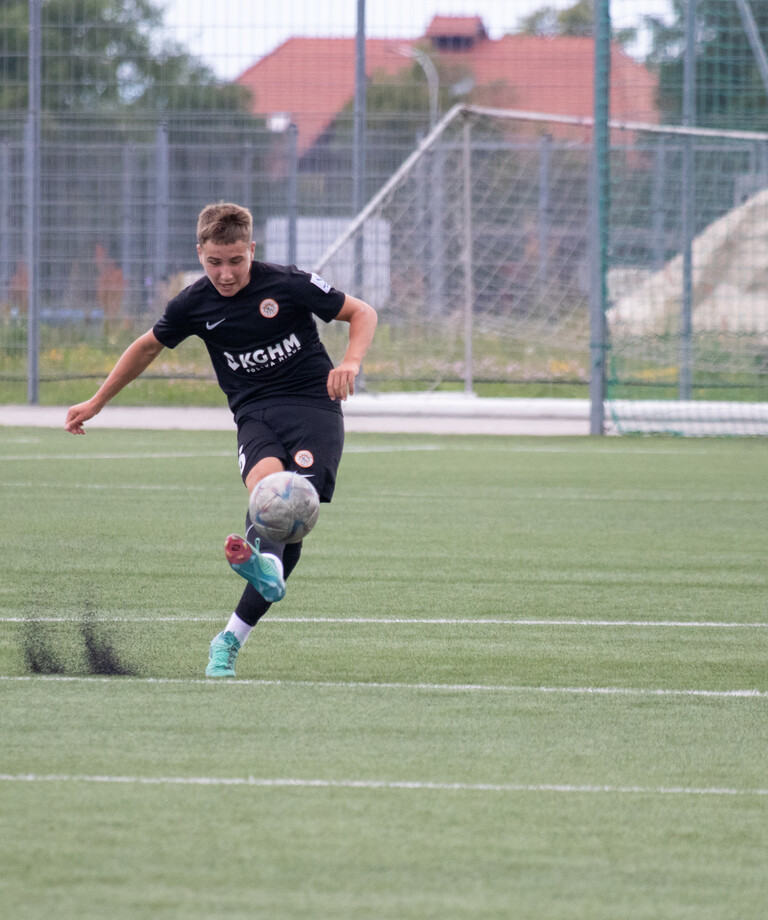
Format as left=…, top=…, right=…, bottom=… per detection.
left=235, top=32, right=657, bottom=155
left=237, top=37, right=410, bottom=155
left=425, top=15, right=487, bottom=39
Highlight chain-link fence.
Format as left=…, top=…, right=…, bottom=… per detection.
left=314, top=104, right=768, bottom=434
left=2, top=1, right=768, bottom=433
left=607, top=124, right=768, bottom=434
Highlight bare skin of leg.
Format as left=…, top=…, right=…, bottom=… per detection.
left=244, top=456, right=285, bottom=495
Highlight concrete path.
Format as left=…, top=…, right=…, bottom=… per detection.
left=0, top=395, right=591, bottom=436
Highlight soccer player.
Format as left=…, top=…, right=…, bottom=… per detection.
left=65, top=202, right=377, bottom=677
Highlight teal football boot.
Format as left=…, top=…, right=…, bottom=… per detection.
left=225, top=534, right=286, bottom=603
left=205, top=630, right=241, bottom=678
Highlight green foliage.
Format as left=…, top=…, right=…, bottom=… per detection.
left=516, top=0, right=635, bottom=46
left=517, top=0, right=593, bottom=37
left=555, top=0, right=595, bottom=37
left=0, top=0, right=251, bottom=117
left=644, top=0, right=768, bottom=129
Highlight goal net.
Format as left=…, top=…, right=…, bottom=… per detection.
left=314, top=104, right=768, bottom=436
left=315, top=104, right=594, bottom=400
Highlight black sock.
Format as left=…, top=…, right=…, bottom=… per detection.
left=235, top=584, right=271, bottom=627
left=283, top=540, right=302, bottom=578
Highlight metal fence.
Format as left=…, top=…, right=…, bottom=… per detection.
left=2, top=1, right=768, bottom=433
left=0, top=114, right=455, bottom=327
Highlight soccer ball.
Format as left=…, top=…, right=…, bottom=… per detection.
left=248, top=470, right=320, bottom=544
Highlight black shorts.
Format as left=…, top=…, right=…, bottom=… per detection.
left=235, top=403, right=344, bottom=503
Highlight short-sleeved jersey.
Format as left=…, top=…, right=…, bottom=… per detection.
left=153, top=262, right=346, bottom=420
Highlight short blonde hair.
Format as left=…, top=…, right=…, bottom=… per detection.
left=196, top=202, right=253, bottom=246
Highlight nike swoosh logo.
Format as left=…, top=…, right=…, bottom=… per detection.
left=206, top=319, right=225, bottom=330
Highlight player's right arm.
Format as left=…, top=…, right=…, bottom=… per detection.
left=64, top=330, right=165, bottom=434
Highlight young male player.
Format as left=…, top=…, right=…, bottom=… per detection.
left=65, top=202, right=377, bottom=677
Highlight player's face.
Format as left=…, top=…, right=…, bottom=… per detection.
left=197, top=239, right=255, bottom=297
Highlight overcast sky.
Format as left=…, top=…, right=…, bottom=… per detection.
left=160, top=0, right=674, bottom=80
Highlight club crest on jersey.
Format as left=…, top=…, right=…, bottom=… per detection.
left=310, top=273, right=331, bottom=294
left=260, top=298, right=279, bottom=318
left=294, top=449, right=314, bottom=468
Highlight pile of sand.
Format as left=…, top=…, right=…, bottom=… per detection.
left=609, top=187, right=768, bottom=336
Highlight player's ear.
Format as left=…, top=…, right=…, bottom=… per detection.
left=197, top=244, right=204, bottom=264
left=250, top=241, right=256, bottom=258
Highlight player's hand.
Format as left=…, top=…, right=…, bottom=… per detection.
left=327, top=361, right=360, bottom=401
left=64, top=399, right=100, bottom=435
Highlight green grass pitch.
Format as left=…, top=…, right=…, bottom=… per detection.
left=1, top=426, right=767, bottom=919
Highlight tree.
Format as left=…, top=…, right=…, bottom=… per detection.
left=517, top=0, right=635, bottom=46
left=644, top=0, right=768, bottom=129
left=518, top=6, right=561, bottom=36
left=518, top=1, right=595, bottom=37
left=0, top=0, right=250, bottom=118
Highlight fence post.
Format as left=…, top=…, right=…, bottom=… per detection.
left=26, top=0, right=42, bottom=405
left=462, top=117, right=474, bottom=395
left=155, top=123, right=169, bottom=300
left=121, top=143, right=134, bottom=309
left=287, top=123, right=298, bottom=265
left=538, top=133, right=552, bottom=294
left=651, top=138, right=666, bottom=271
left=589, top=0, right=611, bottom=434
left=430, top=139, right=445, bottom=316
left=241, top=140, right=253, bottom=216
left=0, top=143, right=10, bottom=302
left=352, top=0, right=366, bottom=294
left=680, top=0, right=697, bottom=400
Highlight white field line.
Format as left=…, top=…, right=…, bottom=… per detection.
left=1, top=481, right=216, bottom=491
left=0, top=451, right=233, bottom=461
left=0, top=445, right=441, bottom=463
left=0, top=444, right=709, bottom=460
left=0, top=772, right=765, bottom=797
left=0, top=445, right=443, bottom=460
left=1, top=615, right=767, bottom=628
left=4, top=480, right=766, bottom=504
left=1, top=675, right=765, bottom=698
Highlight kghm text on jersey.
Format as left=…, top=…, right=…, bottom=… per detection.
left=224, top=333, right=301, bottom=372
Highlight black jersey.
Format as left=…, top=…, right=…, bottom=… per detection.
left=153, top=262, right=346, bottom=420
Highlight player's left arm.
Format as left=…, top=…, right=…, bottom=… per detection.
left=327, top=294, right=378, bottom=401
